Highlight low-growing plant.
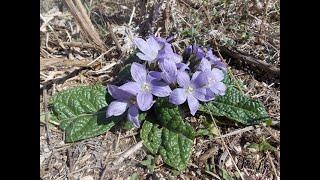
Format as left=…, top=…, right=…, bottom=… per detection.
left=49, top=35, right=270, bottom=171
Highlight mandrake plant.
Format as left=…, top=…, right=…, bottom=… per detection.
left=48, top=35, right=270, bottom=171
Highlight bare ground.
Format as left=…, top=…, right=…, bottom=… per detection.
left=40, top=0, right=280, bottom=179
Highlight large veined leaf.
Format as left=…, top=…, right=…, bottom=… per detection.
left=50, top=85, right=118, bottom=142
left=199, top=74, right=270, bottom=125
left=140, top=99, right=195, bottom=171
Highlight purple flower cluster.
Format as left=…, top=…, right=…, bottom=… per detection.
left=106, top=36, right=227, bottom=128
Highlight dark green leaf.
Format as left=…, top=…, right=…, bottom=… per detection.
left=50, top=85, right=118, bottom=142
left=140, top=99, right=195, bottom=171
left=248, top=138, right=276, bottom=153
left=140, top=155, right=156, bottom=172
left=200, top=86, right=270, bottom=125
left=128, top=173, right=139, bottom=180
left=154, top=98, right=195, bottom=139
left=220, top=168, right=234, bottom=180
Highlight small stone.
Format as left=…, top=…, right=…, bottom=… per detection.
left=225, top=157, right=233, bottom=168
left=81, top=175, right=94, bottom=180
left=234, top=145, right=242, bottom=154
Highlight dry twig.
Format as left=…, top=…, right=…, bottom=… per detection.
left=62, top=42, right=104, bottom=51
left=107, top=22, right=123, bottom=53
left=218, top=45, right=280, bottom=78
left=42, top=88, right=51, bottom=147
left=266, top=151, right=279, bottom=180
left=63, top=0, right=106, bottom=50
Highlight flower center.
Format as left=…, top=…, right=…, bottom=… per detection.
left=142, top=82, right=151, bottom=92
left=186, top=86, right=194, bottom=94
left=208, top=76, right=216, bottom=84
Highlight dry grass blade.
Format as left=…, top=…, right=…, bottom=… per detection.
left=214, top=126, right=255, bottom=139
left=207, top=105, right=245, bottom=180
left=62, top=42, right=103, bottom=51
left=99, top=141, right=144, bottom=180
left=42, top=87, right=51, bottom=146
left=63, top=0, right=106, bottom=50
left=266, top=151, right=279, bottom=180
left=112, top=141, right=143, bottom=166
left=86, top=46, right=116, bottom=66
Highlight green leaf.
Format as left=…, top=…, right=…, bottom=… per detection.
left=140, top=155, right=156, bottom=172
left=140, top=120, right=162, bottom=155
left=196, top=128, right=211, bottom=137
left=248, top=138, right=276, bottom=153
left=200, top=85, right=270, bottom=125
left=220, top=168, right=234, bottom=180
left=140, top=99, right=195, bottom=171
left=154, top=99, right=195, bottom=139
left=50, top=85, right=118, bottom=143
left=128, top=173, right=139, bottom=180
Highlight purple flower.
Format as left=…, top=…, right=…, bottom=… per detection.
left=169, top=71, right=210, bottom=115
left=177, top=62, right=190, bottom=72
left=185, top=45, right=193, bottom=55
left=133, top=36, right=162, bottom=63
left=158, top=45, right=182, bottom=64
left=151, top=61, right=189, bottom=85
left=159, top=59, right=178, bottom=84
left=128, top=62, right=172, bottom=111
left=106, top=84, right=141, bottom=128
left=197, top=58, right=226, bottom=96
left=184, top=45, right=206, bottom=60
left=204, top=68, right=226, bottom=96
left=198, top=57, right=212, bottom=72
left=194, top=45, right=205, bottom=60
left=153, top=35, right=182, bottom=63
left=206, top=49, right=227, bottom=71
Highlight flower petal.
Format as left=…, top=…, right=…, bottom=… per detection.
left=149, top=71, right=162, bottom=81
left=147, top=36, right=161, bottom=51
left=193, top=87, right=214, bottom=102
left=133, top=38, right=150, bottom=54
left=187, top=95, right=199, bottom=116
left=211, top=68, right=225, bottom=81
left=198, top=58, right=211, bottom=71
left=137, top=92, right=154, bottom=111
left=106, top=101, right=128, bottom=118
left=159, top=59, right=177, bottom=84
left=177, top=71, right=190, bottom=88
left=194, top=46, right=205, bottom=59
left=169, top=88, right=187, bottom=105
left=212, top=61, right=227, bottom=72
left=192, top=71, right=209, bottom=88
left=151, top=81, right=172, bottom=97
left=127, top=105, right=140, bottom=128
left=210, top=82, right=226, bottom=96
left=107, top=85, right=132, bottom=100
left=177, top=63, right=190, bottom=72
left=161, top=70, right=176, bottom=84
left=131, top=62, right=147, bottom=83
left=206, top=49, right=220, bottom=62
left=159, top=58, right=177, bottom=73
left=185, top=45, right=193, bottom=55
left=136, top=52, right=152, bottom=61
left=173, top=53, right=182, bottom=63
left=191, top=71, right=201, bottom=81
left=119, top=81, right=140, bottom=95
